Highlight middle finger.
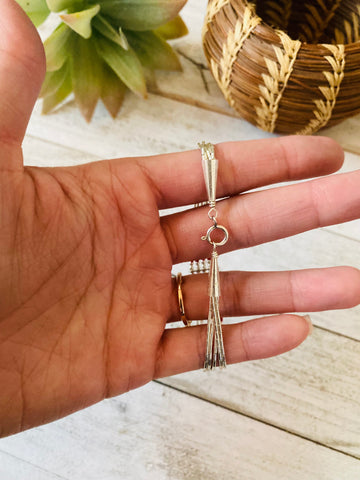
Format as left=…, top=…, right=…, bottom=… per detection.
left=161, top=170, right=360, bottom=263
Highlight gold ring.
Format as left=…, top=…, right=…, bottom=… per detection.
left=176, top=273, right=191, bottom=326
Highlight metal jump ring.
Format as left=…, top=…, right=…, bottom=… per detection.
left=208, top=207, right=218, bottom=221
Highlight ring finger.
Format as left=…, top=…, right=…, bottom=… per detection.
left=169, top=266, right=360, bottom=322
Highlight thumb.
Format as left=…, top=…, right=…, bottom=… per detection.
left=0, top=0, right=46, bottom=146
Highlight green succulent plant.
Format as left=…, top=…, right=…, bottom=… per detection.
left=17, top=0, right=188, bottom=120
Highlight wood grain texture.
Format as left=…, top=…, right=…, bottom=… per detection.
left=325, top=153, right=360, bottom=241
left=26, top=93, right=272, bottom=160
left=322, top=116, right=360, bottom=155
left=161, top=326, right=360, bottom=458
left=1, top=382, right=360, bottom=480
left=3, top=2, right=358, bottom=477
left=0, top=451, right=66, bottom=480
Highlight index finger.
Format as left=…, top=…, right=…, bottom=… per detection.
left=133, top=136, right=344, bottom=209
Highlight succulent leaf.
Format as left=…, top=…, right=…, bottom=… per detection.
left=44, top=23, right=72, bottom=72
left=118, top=28, right=130, bottom=50
left=155, top=15, right=188, bottom=40
left=142, top=67, right=157, bottom=90
left=101, top=65, right=127, bottom=118
left=70, top=36, right=103, bottom=121
left=18, top=0, right=189, bottom=120
left=42, top=63, right=72, bottom=114
left=99, top=0, right=187, bottom=31
left=126, top=30, right=181, bottom=71
left=46, top=0, right=80, bottom=12
left=95, top=34, right=147, bottom=98
left=93, top=15, right=129, bottom=50
left=17, top=0, right=50, bottom=27
left=40, top=63, right=69, bottom=97
left=60, top=4, right=100, bottom=39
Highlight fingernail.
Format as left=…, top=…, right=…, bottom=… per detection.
left=303, top=315, right=313, bottom=335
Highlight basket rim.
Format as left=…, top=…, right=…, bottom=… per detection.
left=227, top=0, right=360, bottom=52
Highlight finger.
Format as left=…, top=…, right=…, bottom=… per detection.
left=133, top=136, right=343, bottom=208
left=0, top=0, right=46, bottom=148
left=169, top=267, right=360, bottom=322
left=155, top=314, right=311, bottom=378
left=162, top=170, right=360, bottom=263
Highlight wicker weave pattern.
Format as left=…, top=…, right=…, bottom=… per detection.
left=298, top=0, right=342, bottom=43
left=335, top=5, right=360, bottom=42
left=256, top=31, right=301, bottom=132
left=298, top=44, right=345, bottom=134
left=210, top=5, right=261, bottom=105
left=264, top=0, right=292, bottom=31
left=202, top=0, right=360, bottom=134
left=202, top=0, right=231, bottom=38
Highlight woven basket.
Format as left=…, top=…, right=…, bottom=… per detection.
left=202, top=0, right=360, bottom=134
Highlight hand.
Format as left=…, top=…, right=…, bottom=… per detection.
left=1, top=0, right=360, bottom=437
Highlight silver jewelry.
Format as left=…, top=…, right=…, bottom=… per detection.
left=199, top=142, right=229, bottom=370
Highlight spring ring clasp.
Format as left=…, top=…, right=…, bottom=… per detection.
left=201, top=223, right=229, bottom=247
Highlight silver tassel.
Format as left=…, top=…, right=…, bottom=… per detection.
left=204, top=248, right=226, bottom=369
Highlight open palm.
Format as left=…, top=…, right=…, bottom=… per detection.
left=1, top=0, right=360, bottom=437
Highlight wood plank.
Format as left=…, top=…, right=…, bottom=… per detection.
left=325, top=152, right=360, bottom=242
left=0, top=382, right=359, bottom=479
left=22, top=136, right=360, bottom=340
left=26, top=92, right=272, bottom=160
left=23, top=135, right=96, bottom=167
left=0, top=451, right=66, bottom=480
left=161, top=325, right=360, bottom=458
left=322, top=118, right=360, bottom=157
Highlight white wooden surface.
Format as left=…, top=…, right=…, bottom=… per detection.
left=1, top=1, right=360, bottom=478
